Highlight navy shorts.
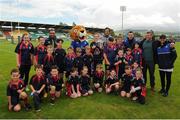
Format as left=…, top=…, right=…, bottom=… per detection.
left=55, top=85, right=62, bottom=91
left=121, top=86, right=131, bottom=93
left=81, top=86, right=90, bottom=94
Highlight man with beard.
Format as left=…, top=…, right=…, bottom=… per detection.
left=44, top=28, right=57, bottom=49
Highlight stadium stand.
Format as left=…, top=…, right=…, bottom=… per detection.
left=0, top=30, right=5, bottom=40
left=3, top=31, right=11, bottom=39
left=12, top=30, right=28, bottom=40
left=0, top=20, right=104, bottom=41
left=27, top=29, right=48, bottom=40
left=0, top=30, right=3, bottom=37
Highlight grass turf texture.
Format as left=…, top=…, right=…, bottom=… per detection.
left=0, top=40, right=180, bottom=119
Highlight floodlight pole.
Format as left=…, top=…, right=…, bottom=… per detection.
left=9, top=1, right=14, bottom=43
left=17, top=0, right=20, bottom=43
left=120, top=6, right=126, bottom=36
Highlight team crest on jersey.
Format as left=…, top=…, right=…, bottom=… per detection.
left=94, top=48, right=100, bottom=55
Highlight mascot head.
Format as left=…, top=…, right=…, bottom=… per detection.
left=70, top=25, right=87, bottom=41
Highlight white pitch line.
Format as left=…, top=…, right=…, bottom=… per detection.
left=0, top=49, right=15, bottom=55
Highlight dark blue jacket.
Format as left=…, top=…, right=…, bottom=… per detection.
left=65, top=55, right=75, bottom=72
left=157, top=42, right=177, bottom=69
left=124, top=37, right=136, bottom=50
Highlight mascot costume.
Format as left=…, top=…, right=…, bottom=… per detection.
left=70, top=25, right=89, bottom=53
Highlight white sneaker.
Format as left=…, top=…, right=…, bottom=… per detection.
left=35, top=109, right=41, bottom=112
left=132, top=96, right=138, bottom=101
left=98, top=88, right=103, bottom=93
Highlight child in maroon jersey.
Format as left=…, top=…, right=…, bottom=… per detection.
left=130, top=68, right=146, bottom=104
left=7, top=68, right=31, bottom=112
left=47, top=66, right=64, bottom=105
left=34, top=36, right=47, bottom=66
left=29, top=65, right=45, bottom=111
left=93, top=64, right=104, bottom=93
left=15, top=33, right=34, bottom=91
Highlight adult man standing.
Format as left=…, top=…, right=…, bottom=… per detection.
left=140, top=31, right=160, bottom=92
left=44, top=28, right=57, bottom=49
left=101, top=27, right=112, bottom=45
left=124, top=31, right=136, bottom=50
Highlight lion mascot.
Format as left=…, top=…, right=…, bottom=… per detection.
left=70, top=25, right=89, bottom=53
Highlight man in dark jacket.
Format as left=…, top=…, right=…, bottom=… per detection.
left=140, top=31, right=160, bottom=92
left=124, top=31, right=137, bottom=50
left=44, top=28, right=57, bottom=49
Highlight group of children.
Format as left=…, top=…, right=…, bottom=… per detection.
left=7, top=33, right=147, bottom=112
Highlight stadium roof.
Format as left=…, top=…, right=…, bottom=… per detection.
left=0, top=20, right=104, bottom=33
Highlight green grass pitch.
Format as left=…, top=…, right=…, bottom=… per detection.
left=0, top=40, right=179, bottom=119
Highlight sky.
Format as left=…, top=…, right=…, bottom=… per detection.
left=0, top=0, right=180, bottom=31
